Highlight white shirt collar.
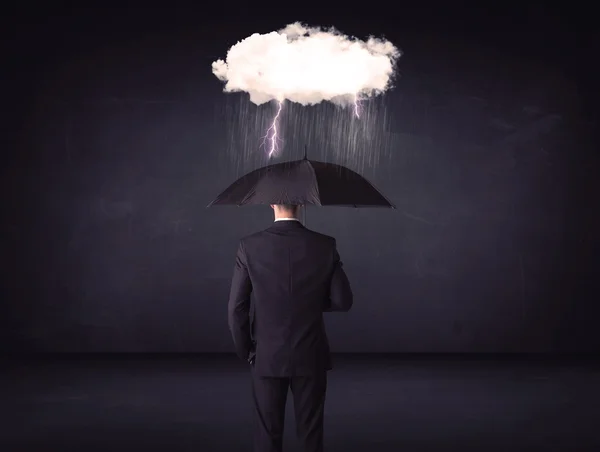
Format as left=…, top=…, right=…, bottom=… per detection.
left=274, top=218, right=300, bottom=222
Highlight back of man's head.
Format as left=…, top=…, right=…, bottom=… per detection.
left=271, top=204, right=300, bottom=218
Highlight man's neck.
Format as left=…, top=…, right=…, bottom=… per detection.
left=274, top=216, right=299, bottom=222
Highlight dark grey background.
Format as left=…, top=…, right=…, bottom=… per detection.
left=3, top=5, right=598, bottom=353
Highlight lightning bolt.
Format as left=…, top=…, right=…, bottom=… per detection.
left=261, top=100, right=284, bottom=158
left=353, top=94, right=361, bottom=118
left=261, top=96, right=359, bottom=158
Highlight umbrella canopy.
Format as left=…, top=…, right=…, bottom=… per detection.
left=207, top=158, right=394, bottom=208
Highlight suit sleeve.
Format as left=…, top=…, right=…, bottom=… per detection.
left=324, top=239, right=353, bottom=312
left=227, top=240, right=254, bottom=360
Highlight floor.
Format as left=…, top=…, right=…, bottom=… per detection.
left=2, top=355, right=599, bottom=451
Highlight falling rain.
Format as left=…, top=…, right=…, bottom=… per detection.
left=219, top=94, right=395, bottom=179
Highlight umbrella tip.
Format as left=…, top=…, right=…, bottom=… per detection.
left=303, top=145, right=307, bottom=160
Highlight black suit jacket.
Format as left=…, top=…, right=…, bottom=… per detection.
left=228, top=220, right=353, bottom=377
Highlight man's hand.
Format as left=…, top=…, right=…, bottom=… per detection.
left=326, top=243, right=353, bottom=312
left=228, top=241, right=254, bottom=360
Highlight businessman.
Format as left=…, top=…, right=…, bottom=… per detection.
left=228, top=204, right=353, bottom=452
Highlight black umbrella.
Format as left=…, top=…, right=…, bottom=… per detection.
left=207, top=154, right=395, bottom=208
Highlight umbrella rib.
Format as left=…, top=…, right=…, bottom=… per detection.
left=306, top=161, right=322, bottom=206
left=238, top=174, right=263, bottom=205
left=361, top=178, right=396, bottom=208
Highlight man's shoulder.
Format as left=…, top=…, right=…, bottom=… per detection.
left=239, top=230, right=264, bottom=245
left=305, top=228, right=336, bottom=244
left=239, top=228, right=274, bottom=245
left=240, top=226, right=335, bottom=245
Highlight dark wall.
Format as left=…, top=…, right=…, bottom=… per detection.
left=3, top=7, right=599, bottom=352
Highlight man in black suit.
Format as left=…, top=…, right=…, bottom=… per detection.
left=228, top=204, right=353, bottom=452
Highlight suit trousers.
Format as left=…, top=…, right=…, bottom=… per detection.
left=250, top=367, right=327, bottom=452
